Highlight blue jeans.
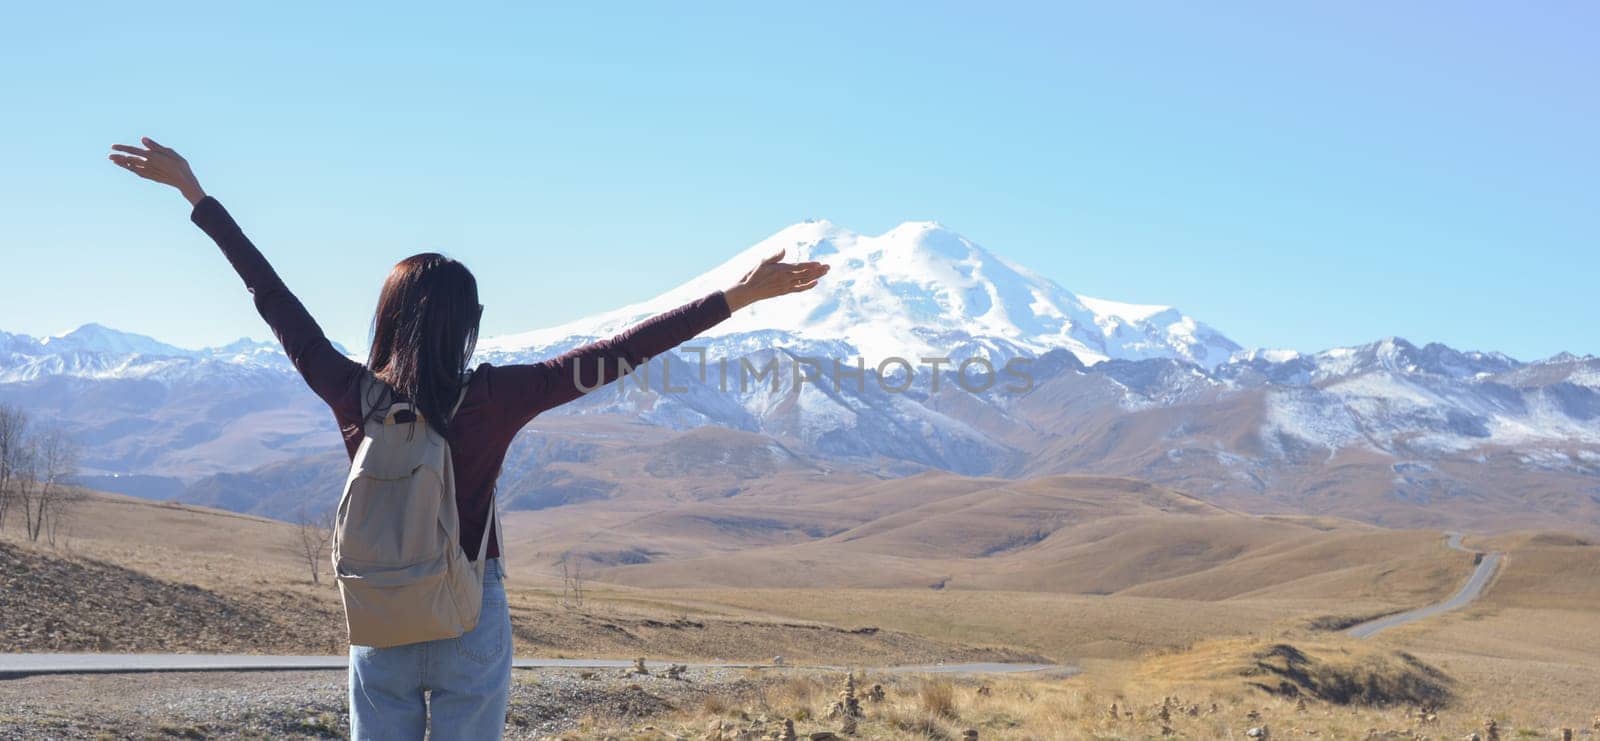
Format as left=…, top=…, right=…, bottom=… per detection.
left=348, top=558, right=512, bottom=740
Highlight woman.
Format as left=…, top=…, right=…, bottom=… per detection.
left=108, top=137, right=828, bottom=740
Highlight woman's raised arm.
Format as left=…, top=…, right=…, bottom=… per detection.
left=489, top=249, right=829, bottom=428
left=108, top=138, right=365, bottom=424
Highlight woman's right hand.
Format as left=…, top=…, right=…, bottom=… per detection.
left=108, top=137, right=207, bottom=206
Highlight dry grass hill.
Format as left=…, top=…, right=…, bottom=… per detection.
left=4, top=480, right=1599, bottom=736
left=507, top=472, right=1468, bottom=611
left=0, top=490, right=1032, bottom=665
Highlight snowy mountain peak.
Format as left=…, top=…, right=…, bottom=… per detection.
left=41, top=323, right=191, bottom=358
left=776, top=217, right=846, bottom=237
left=0, top=325, right=301, bottom=384
left=1310, top=337, right=1521, bottom=380
left=6, top=220, right=1252, bottom=376
left=479, top=219, right=1240, bottom=366
left=203, top=337, right=293, bottom=364
left=209, top=337, right=278, bottom=354
left=1230, top=348, right=1304, bottom=364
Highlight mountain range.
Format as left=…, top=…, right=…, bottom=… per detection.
left=2, top=220, right=1596, bottom=533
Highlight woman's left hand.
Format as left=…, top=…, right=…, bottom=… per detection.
left=108, top=137, right=207, bottom=206
left=723, top=249, right=830, bottom=312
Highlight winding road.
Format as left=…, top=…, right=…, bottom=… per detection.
left=1345, top=532, right=1503, bottom=639
left=0, top=654, right=1071, bottom=680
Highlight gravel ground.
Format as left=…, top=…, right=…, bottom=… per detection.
left=0, top=666, right=760, bottom=740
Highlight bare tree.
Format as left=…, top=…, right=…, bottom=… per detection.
left=290, top=504, right=337, bottom=585
left=13, top=438, right=39, bottom=541
left=558, top=551, right=587, bottom=609
left=0, top=403, right=26, bottom=532
left=40, top=427, right=81, bottom=548
left=19, top=426, right=80, bottom=545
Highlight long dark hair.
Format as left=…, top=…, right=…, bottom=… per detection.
left=367, top=253, right=482, bottom=438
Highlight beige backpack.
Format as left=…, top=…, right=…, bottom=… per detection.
left=331, top=372, right=501, bottom=648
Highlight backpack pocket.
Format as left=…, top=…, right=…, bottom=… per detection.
left=336, top=551, right=462, bottom=648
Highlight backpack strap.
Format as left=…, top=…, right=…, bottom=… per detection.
left=494, top=499, right=506, bottom=570
left=358, top=373, right=397, bottom=427
left=448, top=370, right=473, bottom=422
left=473, top=487, right=505, bottom=577
left=476, top=489, right=498, bottom=564
left=453, top=370, right=501, bottom=570
left=360, top=372, right=471, bottom=427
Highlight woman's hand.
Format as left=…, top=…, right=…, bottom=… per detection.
left=723, top=249, right=830, bottom=312
left=108, top=137, right=207, bottom=206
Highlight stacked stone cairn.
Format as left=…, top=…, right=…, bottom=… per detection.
left=828, top=674, right=863, bottom=719
left=824, top=673, right=865, bottom=735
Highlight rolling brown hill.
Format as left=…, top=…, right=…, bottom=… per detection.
left=0, top=490, right=1034, bottom=664
left=510, top=472, right=1474, bottom=611
left=11, top=479, right=1600, bottom=728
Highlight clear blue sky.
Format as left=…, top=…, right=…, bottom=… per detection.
left=3, top=2, right=1595, bottom=360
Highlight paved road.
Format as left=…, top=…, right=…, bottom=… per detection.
left=0, top=653, right=1071, bottom=680
left=879, top=662, right=1067, bottom=675
left=1346, top=532, right=1503, bottom=639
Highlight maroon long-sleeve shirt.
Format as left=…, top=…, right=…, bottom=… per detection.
left=191, top=197, right=733, bottom=560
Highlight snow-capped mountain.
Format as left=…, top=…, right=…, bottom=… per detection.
left=478, top=220, right=1239, bottom=367
left=1, top=220, right=1596, bottom=532
left=0, top=325, right=295, bottom=383
left=1235, top=338, right=1600, bottom=455
left=1010, top=337, right=1600, bottom=531
left=37, top=323, right=190, bottom=357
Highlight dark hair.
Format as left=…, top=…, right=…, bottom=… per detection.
left=367, top=253, right=482, bottom=438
